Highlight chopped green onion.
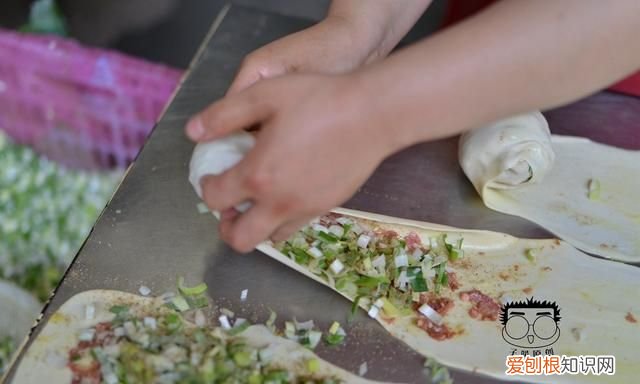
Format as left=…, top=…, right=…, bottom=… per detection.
left=328, top=321, right=341, bottom=335
left=324, top=320, right=347, bottom=346
left=307, top=246, right=323, bottom=259
left=355, top=275, right=389, bottom=288
left=342, top=223, right=353, bottom=237
left=306, top=358, right=320, bottom=373
left=335, top=277, right=358, bottom=297
left=219, top=315, right=232, bottom=329
left=406, top=266, right=421, bottom=278
left=290, top=248, right=310, bottom=264
left=379, top=297, right=401, bottom=317
left=411, top=276, right=429, bottom=292
left=109, top=305, right=129, bottom=317
left=424, top=357, right=453, bottom=384
left=266, top=309, right=277, bottom=331
left=196, top=202, right=209, bottom=214
left=264, top=370, right=289, bottom=382
left=294, top=318, right=315, bottom=331
left=187, top=295, right=209, bottom=309
left=289, top=248, right=310, bottom=265
left=441, top=272, right=449, bottom=286
left=445, top=237, right=464, bottom=261
left=525, top=248, right=537, bottom=263
left=335, top=276, right=348, bottom=291
left=449, top=247, right=463, bottom=261
left=367, top=304, right=380, bottom=318
left=437, top=264, right=447, bottom=283
left=284, top=321, right=297, bottom=340
left=258, top=348, right=273, bottom=364
left=170, top=296, right=190, bottom=312
left=588, top=178, right=601, bottom=200
left=434, top=263, right=447, bottom=293
left=248, top=373, right=263, bottom=384
left=177, top=276, right=208, bottom=296
left=305, top=330, right=322, bottom=349
left=348, top=296, right=363, bottom=322
left=317, top=231, right=340, bottom=243
left=227, top=320, right=251, bottom=336
left=407, top=267, right=429, bottom=292
left=324, top=333, right=345, bottom=346
left=357, top=234, right=372, bottom=248
left=329, top=259, right=345, bottom=274
left=233, top=351, right=252, bottom=367
left=394, top=253, right=409, bottom=267
left=164, top=313, right=182, bottom=331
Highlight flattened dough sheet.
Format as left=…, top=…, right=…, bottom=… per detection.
left=459, top=112, right=640, bottom=262
left=257, top=208, right=640, bottom=384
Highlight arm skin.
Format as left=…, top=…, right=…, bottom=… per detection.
left=325, top=0, right=433, bottom=65
left=360, top=0, right=640, bottom=152
left=187, top=0, right=640, bottom=252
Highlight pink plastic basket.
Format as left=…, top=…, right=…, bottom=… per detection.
left=0, top=28, right=182, bottom=170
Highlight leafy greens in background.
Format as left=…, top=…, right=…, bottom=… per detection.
left=0, top=132, right=120, bottom=301
left=19, top=0, right=68, bottom=36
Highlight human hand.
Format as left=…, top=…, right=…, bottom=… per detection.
left=186, top=73, right=395, bottom=252
left=227, top=16, right=380, bottom=95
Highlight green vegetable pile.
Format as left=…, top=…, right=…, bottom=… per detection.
left=71, top=304, right=341, bottom=384
left=65, top=278, right=349, bottom=383
left=424, top=358, right=453, bottom=384
left=277, top=216, right=463, bottom=317
left=0, top=132, right=120, bottom=300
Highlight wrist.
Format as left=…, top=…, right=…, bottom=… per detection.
left=340, top=71, right=411, bottom=159
left=325, top=0, right=432, bottom=65
left=319, top=14, right=388, bottom=68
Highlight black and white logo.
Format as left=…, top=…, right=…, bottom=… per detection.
left=501, top=298, right=561, bottom=351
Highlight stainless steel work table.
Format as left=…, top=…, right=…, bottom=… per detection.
left=7, top=4, right=640, bottom=383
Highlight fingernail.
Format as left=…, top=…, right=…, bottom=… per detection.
left=186, top=117, right=204, bottom=140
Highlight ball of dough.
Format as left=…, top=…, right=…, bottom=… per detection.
left=188, top=133, right=255, bottom=212
left=459, top=112, right=556, bottom=192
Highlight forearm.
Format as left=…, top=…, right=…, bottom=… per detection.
left=327, top=0, right=432, bottom=65
left=359, top=0, right=640, bottom=152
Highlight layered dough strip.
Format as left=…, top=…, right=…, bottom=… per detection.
left=257, top=208, right=639, bottom=384
left=459, top=112, right=640, bottom=262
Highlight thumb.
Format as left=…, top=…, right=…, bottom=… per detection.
left=226, top=67, right=262, bottom=96
left=227, top=53, right=288, bottom=96
left=185, top=86, right=272, bottom=142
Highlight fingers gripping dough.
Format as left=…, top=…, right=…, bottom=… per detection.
left=188, top=133, right=255, bottom=212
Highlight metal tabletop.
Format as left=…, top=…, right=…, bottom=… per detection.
left=7, top=4, right=640, bottom=383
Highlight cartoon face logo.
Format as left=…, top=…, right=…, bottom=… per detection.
left=500, top=298, right=561, bottom=349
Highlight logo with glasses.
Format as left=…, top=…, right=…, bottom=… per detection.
left=500, top=298, right=561, bottom=352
